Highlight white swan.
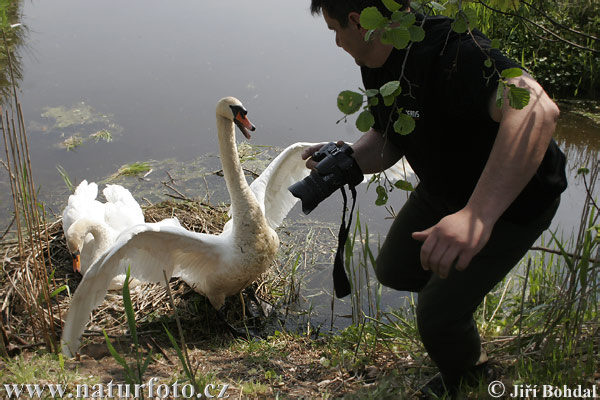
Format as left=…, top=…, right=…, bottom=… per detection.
left=62, top=181, right=145, bottom=289
left=60, top=97, right=416, bottom=357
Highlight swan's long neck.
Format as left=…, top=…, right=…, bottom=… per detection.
left=216, top=115, right=264, bottom=228
left=70, top=218, right=113, bottom=269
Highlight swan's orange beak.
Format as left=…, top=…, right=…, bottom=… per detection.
left=72, top=251, right=81, bottom=273
left=233, top=110, right=256, bottom=140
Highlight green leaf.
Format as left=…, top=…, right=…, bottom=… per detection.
left=360, top=7, right=387, bottom=30
left=463, top=8, right=478, bottom=30
left=50, top=285, right=67, bottom=299
left=383, top=95, right=395, bottom=107
left=380, top=80, right=400, bottom=97
left=337, top=90, right=364, bottom=115
left=490, top=0, right=520, bottom=11
left=365, top=89, right=379, bottom=97
left=365, top=29, right=375, bottom=42
left=382, top=0, right=402, bottom=12
left=430, top=2, right=446, bottom=11
left=496, top=80, right=506, bottom=108
left=490, top=38, right=501, bottom=49
left=409, top=1, right=425, bottom=13
left=387, top=26, right=411, bottom=49
left=164, top=325, right=195, bottom=383
left=507, top=85, right=530, bottom=110
left=393, top=113, right=416, bottom=135
left=356, top=110, right=375, bottom=132
left=122, top=266, right=138, bottom=349
left=398, top=12, right=416, bottom=27
left=394, top=180, right=414, bottom=191
left=408, top=25, right=425, bottom=42
left=484, top=59, right=492, bottom=68
left=375, top=185, right=388, bottom=206
left=369, top=96, right=379, bottom=106
left=578, top=167, right=590, bottom=175
left=501, top=67, right=523, bottom=79
left=451, top=13, right=468, bottom=33
left=103, top=329, right=131, bottom=377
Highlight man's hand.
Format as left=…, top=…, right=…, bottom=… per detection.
left=411, top=208, right=494, bottom=278
left=301, top=141, right=345, bottom=170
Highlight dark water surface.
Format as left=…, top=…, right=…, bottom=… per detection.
left=2, top=0, right=599, bottom=328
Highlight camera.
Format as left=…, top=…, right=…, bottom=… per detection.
left=289, top=142, right=364, bottom=214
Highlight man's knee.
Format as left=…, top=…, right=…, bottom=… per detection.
left=373, top=258, right=401, bottom=289
left=374, top=256, right=429, bottom=292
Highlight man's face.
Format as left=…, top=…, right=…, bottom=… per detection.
left=323, top=9, right=372, bottom=67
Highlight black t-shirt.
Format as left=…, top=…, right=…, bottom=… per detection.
left=361, top=16, right=567, bottom=222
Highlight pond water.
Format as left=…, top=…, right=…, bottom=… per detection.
left=2, top=0, right=599, bottom=329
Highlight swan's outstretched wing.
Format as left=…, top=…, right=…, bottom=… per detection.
left=61, top=218, right=229, bottom=357
left=248, top=142, right=316, bottom=229
left=62, top=180, right=104, bottom=232
left=102, top=184, right=145, bottom=232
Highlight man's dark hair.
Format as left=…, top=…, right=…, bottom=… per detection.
left=310, top=0, right=410, bottom=27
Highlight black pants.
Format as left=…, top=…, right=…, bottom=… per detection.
left=375, top=185, right=559, bottom=385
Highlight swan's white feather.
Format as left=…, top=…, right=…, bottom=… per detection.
left=62, top=180, right=104, bottom=233
left=249, top=142, right=315, bottom=229
left=101, top=184, right=145, bottom=233
left=62, top=180, right=145, bottom=280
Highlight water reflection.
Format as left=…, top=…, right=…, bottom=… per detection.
left=0, top=0, right=25, bottom=102
left=555, top=113, right=600, bottom=171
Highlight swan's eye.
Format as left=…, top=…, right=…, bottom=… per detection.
left=229, top=105, right=247, bottom=119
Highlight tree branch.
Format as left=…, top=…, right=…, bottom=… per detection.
left=519, top=0, right=599, bottom=42
left=476, top=0, right=600, bottom=54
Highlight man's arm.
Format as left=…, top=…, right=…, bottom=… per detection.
left=302, top=128, right=403, bottom=173
left=412, top=73, right=559, bottom=278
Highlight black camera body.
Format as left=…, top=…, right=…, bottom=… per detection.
left=289, top=142, right=364, bottom=214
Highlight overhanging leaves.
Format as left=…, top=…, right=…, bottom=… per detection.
left=501, top=67, right=524, bottom=79
left=360, top=7, right=387, bottom=30
left=375, top=185, right=388, bottom=205
left=380, top=80, right=401, bottom=97
left=337, top=90, right=364, bottom=115
left=394, top=180, right=414, bottom=191
left=451, top=13, right=468, bottom=33
left=507, top=85, right=530, bottom=109
left=387, top=26, right=411, bottom=49
left=356, top=110, right=375, bottom=132
left=382, top=0, right=402, bottom=12
left=394, top=113, right=416, bottom=135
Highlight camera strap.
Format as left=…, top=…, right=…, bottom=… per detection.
left=333, top=184, right=356, bottom=298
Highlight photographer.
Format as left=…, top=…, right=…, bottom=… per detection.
left=304, top=0, right=567, bottom=397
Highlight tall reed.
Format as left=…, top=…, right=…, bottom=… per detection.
left=1, top=28, right=61, bottom=352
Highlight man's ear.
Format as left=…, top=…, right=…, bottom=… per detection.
left=348, top=12, right=362, bottom=30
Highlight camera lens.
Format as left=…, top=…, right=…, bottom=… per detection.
left=289, top=173, right=333, bottom=214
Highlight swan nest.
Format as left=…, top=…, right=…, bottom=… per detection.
left=0, top=199, right=283, bottom=354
